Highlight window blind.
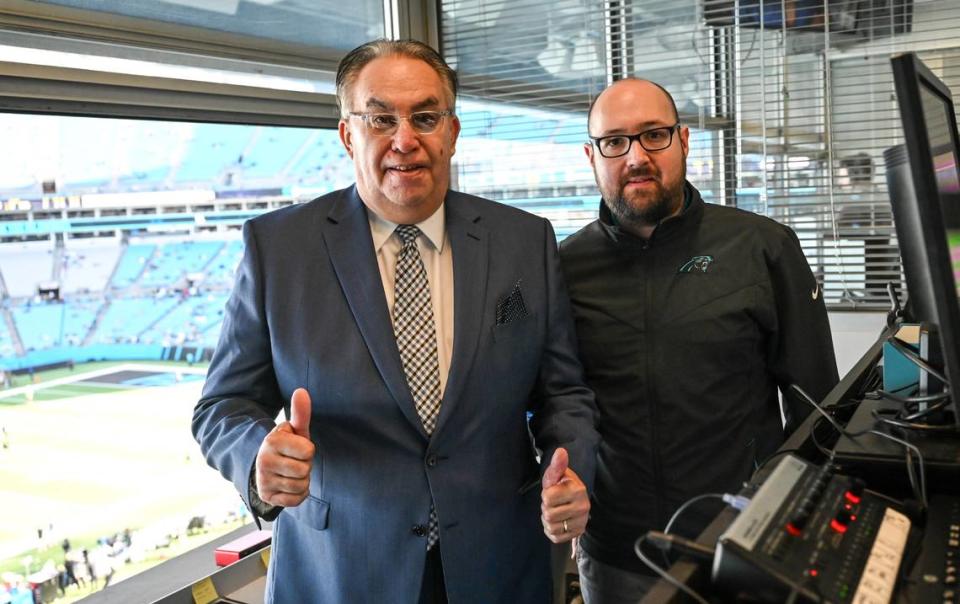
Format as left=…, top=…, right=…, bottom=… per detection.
left=442, top=0, right=960, bottom=310
left=439, top=0, right=609, bottom=238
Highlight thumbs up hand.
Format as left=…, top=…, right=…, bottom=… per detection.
left=255, top=388, right=316, bottom=507
left=540, top=448, right=590, bottom=544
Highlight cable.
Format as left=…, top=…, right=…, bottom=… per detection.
left=871, top=408, right=957, bottom=433
left=664, top=493, right=726, bottom=536
left=868, top=428, right=927, bottom=509
left=634, top=535, right=711, bottom=604
left=646, top=531, right=716, bottom=561
left=753, top=448, right=800, bottom=476
left=864, top=389, right=949, bottom=406
left=790, top=384, right=846, bottom=434
left=885, top=336, right=951, bottom=387
left=661, top=492, right=727, bottom=567
left=790, top=384, right=929, bottom=509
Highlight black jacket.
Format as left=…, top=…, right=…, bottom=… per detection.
left=559, top=183, right=839, bottom=572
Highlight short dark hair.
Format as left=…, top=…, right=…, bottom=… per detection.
left=587, top=78, right=680, bottom=134
left=335, top=39, right=459, bottom=117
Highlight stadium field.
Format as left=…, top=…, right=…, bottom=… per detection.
left=0, top=363, right=244, bottom=580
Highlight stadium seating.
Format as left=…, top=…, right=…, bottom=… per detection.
left=60, top=238, right=123, bottom=294
left=174, top=124, right=254, bottom=184
left=12, top=303, right=64, bottom=352
left=241, top=127, right=313, bottom=180
left=138, top=241, right=223, bottom=288
left=111, top=244, right=156, bottom=289
left=62, top=298, right=102, bottom=346
left=138, top=293, right=228, bottom=346
left=94, top=297, right=179, bottom=344
left=0, top=240, right=55, bottom=298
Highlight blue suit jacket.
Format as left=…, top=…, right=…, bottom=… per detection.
left=193, top=187, right=599, bottom=603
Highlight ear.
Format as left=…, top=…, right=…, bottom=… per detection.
left=338, top=118, right=354, bottom=159
left=584, top=142, right=595, bottom=167
left=679, top=125, right=690, bottom=161
left=449, top=114, right=461, bottom=157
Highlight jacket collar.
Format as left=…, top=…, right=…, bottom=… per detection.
left=598, top=181, right=704, bottom=247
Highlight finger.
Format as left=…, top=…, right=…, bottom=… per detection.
left=541, top=498, right=590, bottom=524
left=258, top=472, right=310, bottom=497
left=289, top=388, right=312, bottom=439
left=264, top=428, right=315, bottom=461
left=258, top=453, right=312, bottom=480
left=261, top=490, right=310, bottom=508
left=541, top=470, right=587, bottom=508
left=541, top=447, right=569, bottom=490
left=541, top=516, right=587, bottom=543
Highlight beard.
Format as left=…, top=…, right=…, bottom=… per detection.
left=603, top=163, right=686, bottom=229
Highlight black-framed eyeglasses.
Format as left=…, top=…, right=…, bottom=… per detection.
left=348, top=110, right=454, bottom=135
left=588, top=123, right=681, bottom=158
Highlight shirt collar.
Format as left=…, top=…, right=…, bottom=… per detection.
left=368, top=203, right=446, bottom=253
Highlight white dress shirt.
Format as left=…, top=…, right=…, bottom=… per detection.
left=367, top=204, right=454, bottom=396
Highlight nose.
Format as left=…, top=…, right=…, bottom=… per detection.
left=390, top=118, right=421, bottom=154
left=624, top=139, right=652, bottom=169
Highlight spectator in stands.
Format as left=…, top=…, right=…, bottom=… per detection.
left=193, top=39, right=598, bottom=604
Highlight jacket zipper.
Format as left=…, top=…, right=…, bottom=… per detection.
left=641, top=243, right=666, bottom=528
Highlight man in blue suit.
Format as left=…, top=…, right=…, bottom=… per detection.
left=192, top=39, right=600, bottom=603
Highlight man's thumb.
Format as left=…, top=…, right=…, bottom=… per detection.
left=289, top=388, right=312, bottom=439
left=542, top=447, right=569, bottom=489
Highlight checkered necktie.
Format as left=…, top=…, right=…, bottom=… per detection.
left=393, top=224, right=442, bottom=549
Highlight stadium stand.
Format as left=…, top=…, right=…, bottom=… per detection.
left=60, top=238, right=123, bottom=294
left=12, top=303, right=65, bottom=352
left=138, top=241, right=223, bottom=289
left=0, top=240, right=55, bottom=298
left=241, top=127, right=313, bottom=180
left=110, top=244, right=156, bottom=290
left=174, top=124, right=254, bottom=184
left=94, top=297, right=179, bottom=345
left=0, top=310, right=17, bottom=358
left=62, top=298, right=102, bottom=347
left=202, top=240, right=243, bottom=287
left=139, top=293, right=229, bottom=347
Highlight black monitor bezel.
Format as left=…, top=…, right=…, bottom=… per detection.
left=890, top=52, right=960, bottom=426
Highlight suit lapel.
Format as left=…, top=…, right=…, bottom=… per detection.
left=321, top=187, right=425, bottom=435
left=434, top=193, right=489, bottom=435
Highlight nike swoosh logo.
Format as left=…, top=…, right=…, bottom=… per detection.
left=811, top=285, right=820, bottom=300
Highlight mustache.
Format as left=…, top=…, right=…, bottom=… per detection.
left=623, top=168, right=659, bottom=181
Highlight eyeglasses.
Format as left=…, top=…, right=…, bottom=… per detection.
left=348, top=110, right=453, bottom=136
left=588, top=123, right=681, bottom=158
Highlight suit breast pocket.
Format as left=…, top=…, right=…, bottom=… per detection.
left=492, top=312, right=538, bottom=343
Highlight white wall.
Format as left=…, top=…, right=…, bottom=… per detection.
left=828, top=311, right=887, bottom=376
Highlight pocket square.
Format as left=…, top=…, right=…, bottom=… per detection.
left=496, top=280, right=529, bottom=325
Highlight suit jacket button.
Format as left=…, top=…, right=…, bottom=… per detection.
left=426, top=455, right=438, bottom=467
left=412, top=525, right=427, bottom=537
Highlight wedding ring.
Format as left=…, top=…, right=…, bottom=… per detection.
left=562, top=519, right=569, bottom=533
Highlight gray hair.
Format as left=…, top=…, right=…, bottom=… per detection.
left=335, top=39, right=458, bottom=117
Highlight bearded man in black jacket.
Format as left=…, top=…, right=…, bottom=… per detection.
left=559, top=78, right=840, bottom=603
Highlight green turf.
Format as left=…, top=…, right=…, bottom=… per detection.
left=0, top=360, right=209, bottom=406
left=0, top=362, right=242, bottom=593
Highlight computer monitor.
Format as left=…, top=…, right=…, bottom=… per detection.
left=889, top=52, right=960, bottom=427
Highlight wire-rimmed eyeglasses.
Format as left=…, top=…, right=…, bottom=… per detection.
left=348, top=110, right=454, bottom=136
left=588, top=123, right=681, bottom=158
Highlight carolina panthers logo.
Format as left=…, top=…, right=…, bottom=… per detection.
left=678, top=255, right=714, bottom=274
